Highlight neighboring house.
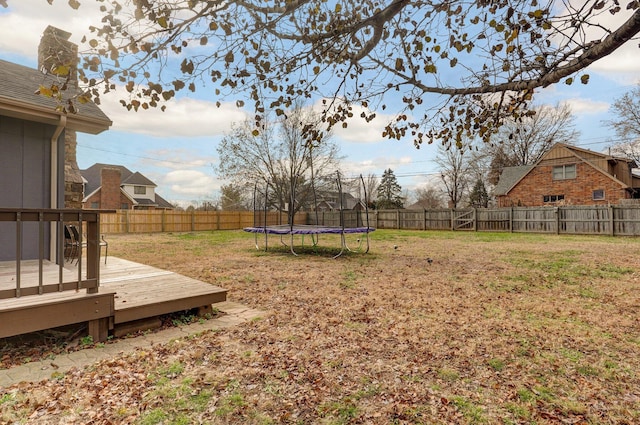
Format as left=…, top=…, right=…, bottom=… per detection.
left=315, top=191, right=366, bottom=211
left=0, top=28, right=111, bottom=260
left=81, top=163, right=174, bottom=210
left=495, top=143, right=640, bottom=207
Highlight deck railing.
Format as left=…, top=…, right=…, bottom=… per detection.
left=0, top=209, right=102, bottom=299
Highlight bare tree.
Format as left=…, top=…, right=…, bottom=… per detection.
left=39, top=1, right=640, bottom=148
left=414, top=185, right=444, bottom=209
left=217, top=103, right=342, bottom=212
left=483, top=103, right=579, bottom=184
left=496, top=103, right=579, bottom=165
left=606, top=84, right=640, bottom=163
left=220, top=184, right=249, bottom=211
left=359, top=173, right=379, bottom=208
left=437, top=145, right=472, bottom=208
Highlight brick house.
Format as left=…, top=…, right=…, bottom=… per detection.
left=495, top=143, right=640, bottom=207
left=81, top=164, right=174, bottom=210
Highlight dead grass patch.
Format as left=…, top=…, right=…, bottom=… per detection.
left=2, top=229, right=640, bottom=424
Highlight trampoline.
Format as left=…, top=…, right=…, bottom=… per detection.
left=244, top=172, right=375, bottom=258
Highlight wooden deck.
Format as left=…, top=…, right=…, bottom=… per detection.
left=99, top=258, right=227, bottom=324
left=0, top=257, right=228, bottom=339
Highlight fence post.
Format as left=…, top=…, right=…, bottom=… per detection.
left=124, top=209, right=130, bottom=234
left=396, top=209, right=400, bottom=229
left=509, top=207, right=514, bottom=233
left=450, top=209, right=455, bottom=231
left=473, top=208, right=477, bottom=231
left=423, top=209, right=427, bottom=230
left=609, top=205, right=615, bottom=236
left=161, top=209, right=166, bottom=233
left=191, top=210, right=195, bottom=232
left=555, top=207, right=560, bottom=235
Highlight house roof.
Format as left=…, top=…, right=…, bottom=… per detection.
left=494, top=166, right=534, bottom=196
left=134, top=198, right=157, bottom=206
left=81, top=163, right=173, bottom=208
left=496, top=143, right=635, bottom=196
left=0, top=59, right=111, bottom=134
left=123, top=171, right=157, bottom=187
left=81, top=163, right=135, bottom=195
left=319, top=191, right=362, bottom=209
left=154, top=193, right=175, bottom=209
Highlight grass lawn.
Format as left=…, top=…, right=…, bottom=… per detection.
left=2, top=229, right=640, bottom=424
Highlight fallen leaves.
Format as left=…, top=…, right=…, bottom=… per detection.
left=2, top=231, right=640, bottom=423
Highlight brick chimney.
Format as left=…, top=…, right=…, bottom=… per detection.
left=38, top=26, right=83, bottom=208
left=38, top=26, right=78, bottom=80
left=100, top=168, right=122, bottom=210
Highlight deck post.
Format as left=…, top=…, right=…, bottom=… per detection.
left=88, top=317, right=109, bottom=342
left=86, top=215, right=99, bottom=294
left=58, top=213, right=64, bottom=290
left=15, top=211, right=21, bottom=297
left=38, top=212, right=44, bottom=294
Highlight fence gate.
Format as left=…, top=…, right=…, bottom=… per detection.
left=452, top=209, right=475, bottom=230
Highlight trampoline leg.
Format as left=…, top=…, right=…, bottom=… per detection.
left=290, top=233, right=298, bottom=256
left=364, top=230, right=371, bottom=253
left=332, top=232, right=347, bottom=259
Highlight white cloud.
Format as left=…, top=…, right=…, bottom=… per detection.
left=140, top=148, right=217, bottom=171
left=585, top=9, right=640, bottom=77
left=341, top=155, right=420, bottom=178
left=162, top=169, right=218, bottom=197
left=0, top=2, right=247, bottom=139
left=562, top=98, right=609, bottom=115
left=552, top=3, right=640, bottom=81
left=98, top=95, right=248, bottom=138
left=0, top=2, right=105, bottom=59
left=312, top=100, right=399, bottom=144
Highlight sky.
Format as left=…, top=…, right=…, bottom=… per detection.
left=0, top=1, right=638, bottom=207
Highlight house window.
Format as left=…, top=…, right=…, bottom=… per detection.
left=543, top=194, right=565, bottom=203
left=593, top=189, right=605, bottom=200
left=91, top=202, right=99, bottom=209
left=552, top=164, right=576, bottom=180
left=134, top=185, right=146, bottom=195
left=121, top=203, right=129, bottom=210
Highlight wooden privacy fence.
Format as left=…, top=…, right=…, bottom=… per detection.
left=99, top=206, right=640, bottom=236
left=368, top=206, right=640, bottom=236
left=100, top=210, right=305, bottom=234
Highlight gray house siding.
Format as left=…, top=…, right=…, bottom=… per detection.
left=0, top=116, right=64, bottom=260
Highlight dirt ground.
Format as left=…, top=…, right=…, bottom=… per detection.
left=2, top=229, right=640, bottom=424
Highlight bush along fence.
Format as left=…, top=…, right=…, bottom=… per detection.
left=98, top=206, right=640, bottom=236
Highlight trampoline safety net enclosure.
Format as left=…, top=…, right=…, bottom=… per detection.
left=244, top=172, right=375, bottom=257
